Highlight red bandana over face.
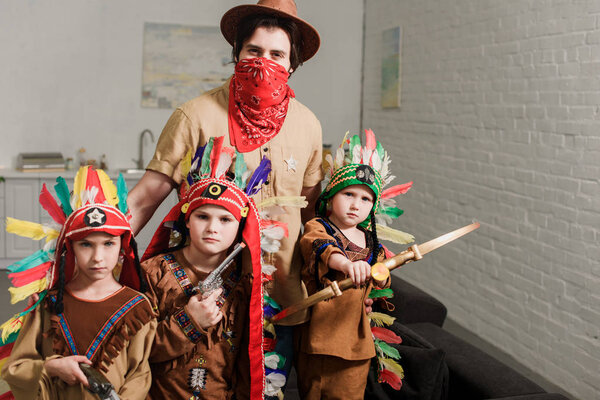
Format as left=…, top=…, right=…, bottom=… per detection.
left=228, top=57, right=295, bottom=153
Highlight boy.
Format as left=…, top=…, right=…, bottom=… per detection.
left=0, top=166, right=156, bottom=399
left=140, top=138, right=288, bottom=399
left=296, top=131, right=411, bottom=399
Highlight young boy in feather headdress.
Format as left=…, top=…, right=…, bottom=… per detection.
left=295, top=130, right=412, bottom=399
left=0, top=167, right=156, bottom=400
left=140, top=137, right=290, bottom=399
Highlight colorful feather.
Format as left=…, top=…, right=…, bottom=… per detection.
left=382, top=181, right=413, bottom=199
left=234, top=151, right=248, bottom=189
left=375, top=339, right=401, bottom=359
left=54, top=177, right=73, bottom=216
left=8, top=277, right=47, bottom=304
left=116, top=174, right=129, bottom=214
left=376, top=224, right=415, bottom=245
left=72, top=166, right=89, bottom=208
left=97, top=169, right=118, bottom=207
left=6, top=218, right=58, bottom=242
left=380, top=207, right=404, bottom=219
left=214, top=147, right=235, bottom=180
left=369, top=288, right=394, bottom=299
left=181, top=149, right=193, bottom=187
left=199, top=138, right=214, bottom=177
left=380, top=358, right=405, bottom=379
left=365, top=129, right=377, bottom=150
left=6, top=250, right=53, bottom=273
left=372, top=326, right=403, bottom=343
left=39, top=184, right=66, bottom=225
left=8, top=262, right=51, bottom=287
left=245, top=156, right=271, bottom=196
left=369, top=311, right=396, bottom=327
left=378, top=368, right=403, bottom=390
left=209, top=136, right=224, bottom=178
left=350, top=135, right=362, bottom=163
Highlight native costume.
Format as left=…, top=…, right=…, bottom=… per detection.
left=0, top=167, right=156, bottom=400
left=142, top=136, right=302, bottom=399
left=296, top=130, right=414, bottom=399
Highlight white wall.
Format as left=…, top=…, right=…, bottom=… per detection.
left=0, top=0, right=363, bottom=170
left=363, top=1, right=600, bottom=399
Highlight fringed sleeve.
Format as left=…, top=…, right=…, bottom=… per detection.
left=300, top=218, right=345, bottom=291
left=141, top=254, right=206, bottom=365
left=0, top=306, right=57, bottom=399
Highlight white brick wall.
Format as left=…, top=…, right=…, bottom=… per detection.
left=363, top=1, right=600, bottom=399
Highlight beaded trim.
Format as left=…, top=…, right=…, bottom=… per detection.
left=174, top=308, right=204, bottom=343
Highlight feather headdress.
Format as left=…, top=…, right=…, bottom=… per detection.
left=320, top=129, right=414, bottom=243
left=143, top=136, right=305, bottom=400
left=0, top=166, right=140, bottom=399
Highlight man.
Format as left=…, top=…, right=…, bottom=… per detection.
left=128, top=3, right=322, bottom=392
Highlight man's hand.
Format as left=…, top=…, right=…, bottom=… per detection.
left=127, top=170, right=175, bottom=235
left=44, top=356, right=91, bottom=387
left=187, top=288, right=224, bottom=329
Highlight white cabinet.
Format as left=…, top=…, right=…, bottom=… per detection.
left=0, top=171, right=179, bottom=266
left=5, top=179, right=40, bottom=258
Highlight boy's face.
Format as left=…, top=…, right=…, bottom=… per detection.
left=329, top=185, right=375, bottom=230
left=186, top=204, right=240, bottom=259
left=238, top=26, right=292, bottom=72
left=72, top=232, right=122, bottom=284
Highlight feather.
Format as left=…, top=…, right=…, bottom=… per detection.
left=379, top=368, right=403, bottom=390
left=264, top=295, right=281, bottom=311
left=6, top=218, right=58, bottom=241
left=6, top=250, right=53, bottom=273
left=54, top=177, right=73, bottom=216
left=97, top=170, right=118, bottom=207
left=9, top=277, right=47, bottom=304
left=365, top=129, right=376, bottom=150
left=382, top=182, right=413, bottom=199
left=380, top=152, right=392, bottom=184
left=375, top=339, right=401, bottom=359
left=234, top=150, right=248, bottom=189
left=39, top=184, right=66, bottom=225
left=263, top=319, right=276, bottom=336
left=334, top=132, right=348, bottom=170
left=265, top=372, right=286, bottom=397
left=209, top=136, right=224, bottom=178
left=8, top=262, right=51, bottom=287
left=72, top=166, right=89, bottom=208
left=0, top=316, right=23, bottom=343
left=350, top=135, right=362, bottom=163
left=245, top=156, right=271, bottom=196
left=0, top=331, right=19, bottom=348
left=179, top=149, right=192, bottom=187
left=369, top=288, right=394, bottom=299
left=0, top=342, right=15, bottom=360
left=380, top=358, right=405, bottom=380
left=372, top=326, right=403, bottom=343
left=214, top=147, right=234, bottom=179
left=380, top=207, right=404, bottom=219
left=199, top=138, right=214, bottom=177
left=371, top=150, right=382, bottom=172
left=369, top=311, right=396, bottom=327
left=376, top=224, right=415, bottom=245
left=257, top=196, right=307, bottom=209
left=116, top=174, right=129, bottom=214
left=362, top=147, right=372, bottom=167
left=324, top=153, right=334, bottom=177
left=264, top=352, right=286, bottom=370
left=262, top=263, right=277, bottom=276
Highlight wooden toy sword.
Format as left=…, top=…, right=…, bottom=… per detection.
left=269, top=222, right=480, bottom=323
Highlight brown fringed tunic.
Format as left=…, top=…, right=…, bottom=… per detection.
left=295, top=218, right=388, bottom=400
left=1, top=287, right=156, bottom=400
left=141, top=249, right=252, bottom=400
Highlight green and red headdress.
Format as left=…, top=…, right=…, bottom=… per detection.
left=319, top=129, right=414, bottom=243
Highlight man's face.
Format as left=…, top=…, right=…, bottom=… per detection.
left=238, top=26, right=292, bottom=72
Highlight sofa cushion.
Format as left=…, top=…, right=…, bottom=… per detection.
left=407, top=323, right=546, bottom=400
left=365, top=322, right=449, bottom=400
left=385, top=275, right=448, bottom=327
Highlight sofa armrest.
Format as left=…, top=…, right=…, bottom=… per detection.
left=384, top=274, right=447, bottom=327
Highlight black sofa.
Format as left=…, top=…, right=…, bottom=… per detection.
left=383, top=275, right=571, bottom=400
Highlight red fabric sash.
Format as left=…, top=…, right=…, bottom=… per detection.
left=228, top=57, right=295, bottom=153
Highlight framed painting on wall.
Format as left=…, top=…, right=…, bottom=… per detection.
left=141, top=22, right=232, bottom=109
left=381, top=26, right=402, bottom=108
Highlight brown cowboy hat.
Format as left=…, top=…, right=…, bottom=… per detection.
left=220, top=0, right=320, bottom=62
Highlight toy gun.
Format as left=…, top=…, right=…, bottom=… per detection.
left=79, top=363, right=120, bottom=400
left=269, top=222, right=480, bottom=323
left=193, top=242, right=246, bottom=296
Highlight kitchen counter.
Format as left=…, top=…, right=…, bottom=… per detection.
left=0, top=169, right=145, bottom=179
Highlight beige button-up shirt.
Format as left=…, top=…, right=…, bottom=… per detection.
left=147, top=79, right=323, bottom=324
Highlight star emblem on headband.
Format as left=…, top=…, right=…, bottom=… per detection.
left=285, top=155, right=297, bottom=172
left=85, top=207, right=106, bottom=227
